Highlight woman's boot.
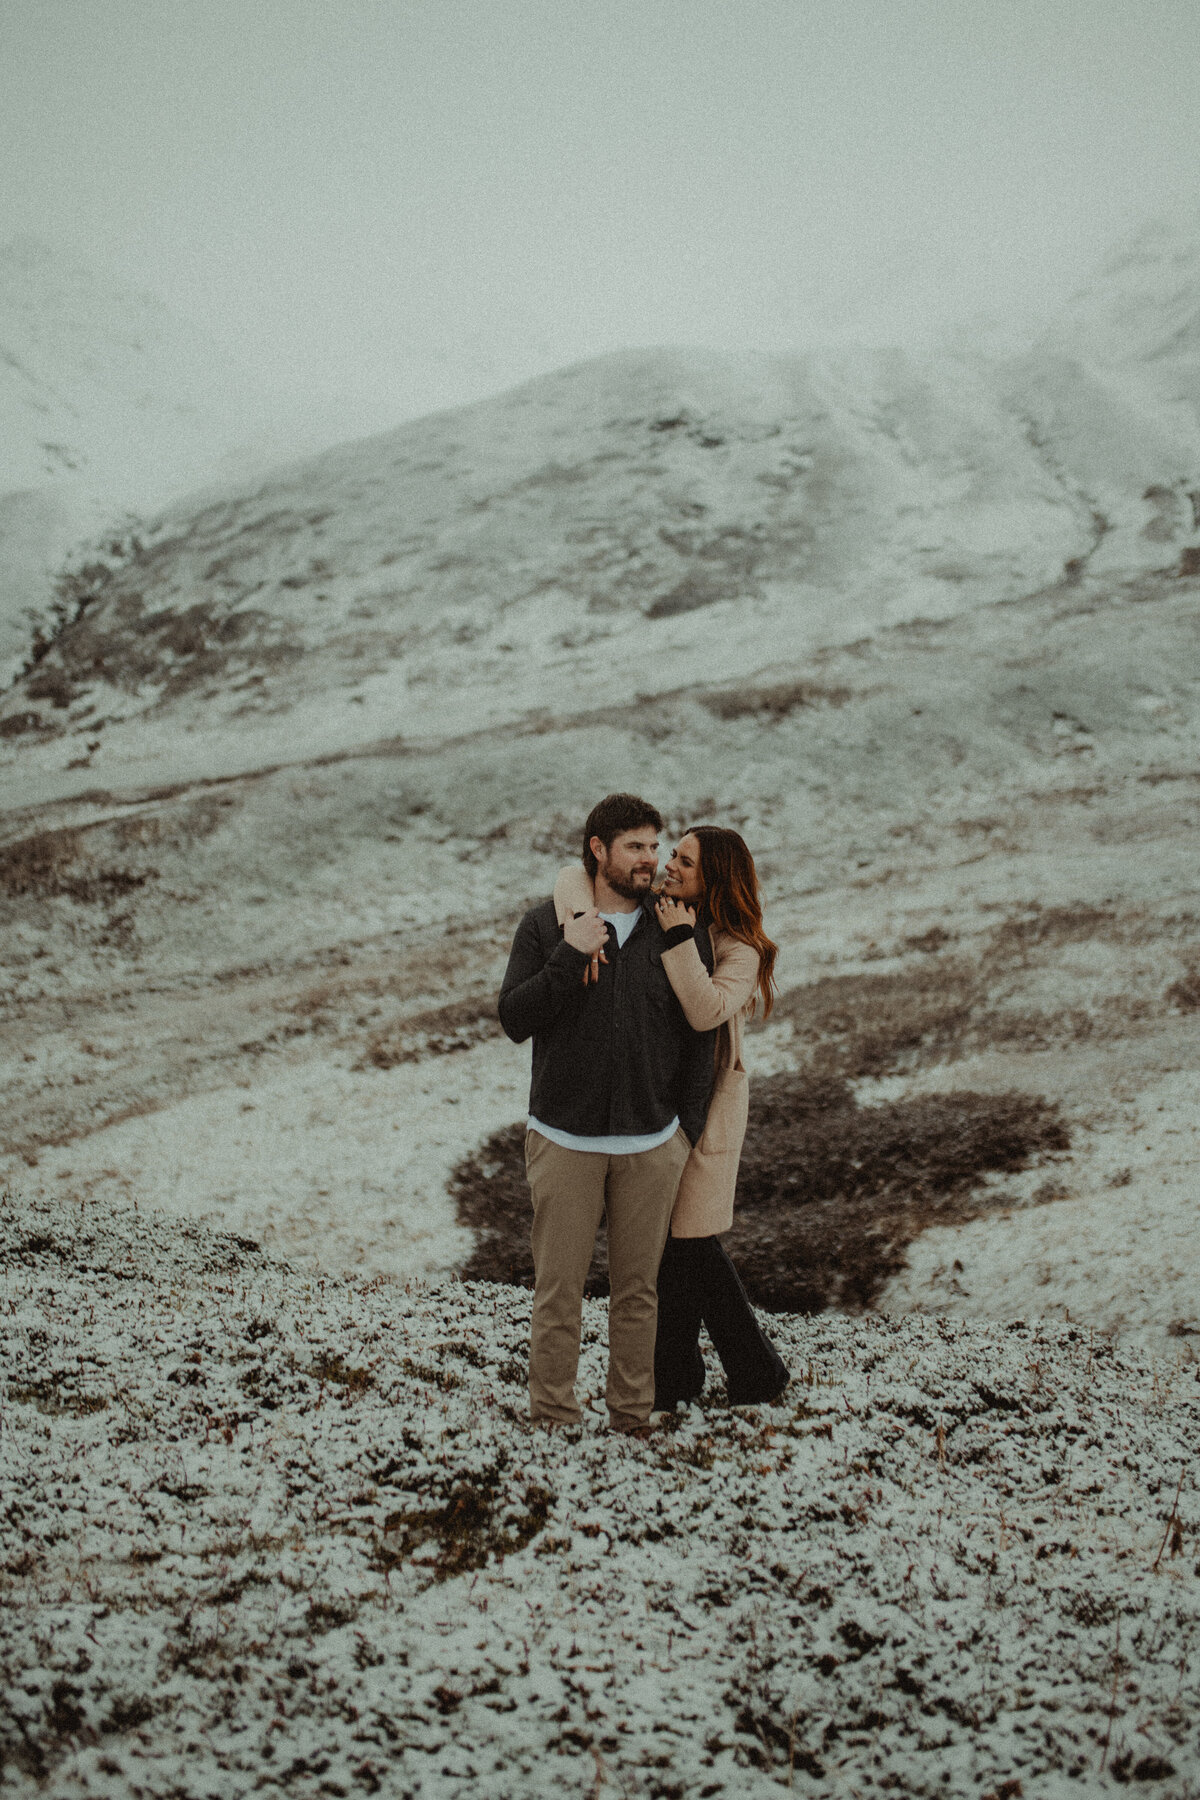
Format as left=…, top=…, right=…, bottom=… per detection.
left=692, top=1237, right=789, bottom=1404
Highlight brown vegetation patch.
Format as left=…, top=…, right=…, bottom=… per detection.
left=973, top=996, right=1156, bottom=1048
left=23, top=667, right=78, bottom=708
left=363, top=997, right=502, bottom=1069
left=8, top=1376, right=109, bottom=1417
left=772, top=915, right=1168, bottom=1078
left=374, top=1463, right=553, bottom=1581
left=0, top=828, right=150, bottom=903
left=774, top=964, right=981, bottom=1078
left=701, top=679, right=853, bottom=721
left=0, top=710, right=51, bottom=738
left=307, top=1352, right=373, bottom=1393
left=726, top=1075, right=1069, bottom=1311
left=646, top=574, right=739, bottom=618
left=26, top=592, right=305, bottom=708
left=986, top=903, right=1131, bottom=958
left=449, top=1077, right=1069, bottom=1312
left=1166, top=968, right=1200, bottom=1012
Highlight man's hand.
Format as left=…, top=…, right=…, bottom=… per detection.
left=563, top=907, right=609, bottom=957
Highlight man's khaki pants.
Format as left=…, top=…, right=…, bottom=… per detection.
left=525, top=1127, right=690, bottom=1431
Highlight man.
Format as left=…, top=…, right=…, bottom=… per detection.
left=498, top=793, right=715, bottom=1434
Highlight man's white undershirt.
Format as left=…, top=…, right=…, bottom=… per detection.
left=528, top=905, right=680, bottom=1155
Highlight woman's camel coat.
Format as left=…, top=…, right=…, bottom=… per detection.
left=553, top=867, right=760, bottom=1237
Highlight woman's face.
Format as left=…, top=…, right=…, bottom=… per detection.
left=662, top=833, right=703, bottom=904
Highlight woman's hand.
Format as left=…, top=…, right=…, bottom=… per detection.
left=655, top=895, right=696, bottom=933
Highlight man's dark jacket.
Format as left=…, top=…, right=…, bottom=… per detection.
left=498, top=897, right=716, bottom=1148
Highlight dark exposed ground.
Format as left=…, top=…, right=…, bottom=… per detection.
left=449, top=1076, right=1071, bottom=1312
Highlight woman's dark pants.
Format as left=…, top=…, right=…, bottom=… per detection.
left=654, top=1234, right=789, bottom=1406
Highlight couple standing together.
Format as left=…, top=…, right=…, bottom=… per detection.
left=498, top=792, right=788, bottom=1435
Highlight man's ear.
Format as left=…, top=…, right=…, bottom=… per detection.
left=588, top=835, right=606, bottom=867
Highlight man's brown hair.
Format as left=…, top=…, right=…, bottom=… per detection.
left=581, top=793, right=663, bottom=878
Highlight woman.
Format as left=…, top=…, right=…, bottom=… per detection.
left=553, top=826, right=789, bottom=1409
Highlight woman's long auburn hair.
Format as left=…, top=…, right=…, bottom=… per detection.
left=686, top=825, right=778, bottom=1018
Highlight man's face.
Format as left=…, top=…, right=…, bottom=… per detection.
left=592, top=826, right=660, bottom=901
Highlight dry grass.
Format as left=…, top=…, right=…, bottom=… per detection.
left=774, top=963, right=981, bottom=1078
left=0, top=828, right=150, bottom=903
left=700, top=679, right=853, bottom=721
left=986, top=903, right=1132, bottom=959
left=374, top=1464, right=553, bottom=1581
left=770, top=908, right=1175, bottom=1078
left=362, top=997, right=502, bottom=1069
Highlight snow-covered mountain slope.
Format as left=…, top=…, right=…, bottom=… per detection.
left=1, top=333, right=1188, bottom=805
left=995, top=210, right=1200, bottom=577
left=8, top=217, right=1200, bottom=804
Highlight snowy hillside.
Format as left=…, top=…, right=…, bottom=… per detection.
left=0, top=335, right=1178, bottom=805
left=7, top=213, right=1200, bottom=1800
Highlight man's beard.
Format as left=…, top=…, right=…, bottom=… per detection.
left=605, top=869, right=654, bottom=902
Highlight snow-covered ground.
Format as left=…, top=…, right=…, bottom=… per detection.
left=15, top=1036, right=530, bottom=1280
left=2, top=1193, right=1197, bottom=1799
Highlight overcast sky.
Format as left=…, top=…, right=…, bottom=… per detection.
left=4, top=0, right=1200, bottom=423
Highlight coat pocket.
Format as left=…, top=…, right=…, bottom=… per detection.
left=697, top=1065, right=749, bottom=1157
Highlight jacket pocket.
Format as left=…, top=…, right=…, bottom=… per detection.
left=697, top=1065, right=749, bottom=1157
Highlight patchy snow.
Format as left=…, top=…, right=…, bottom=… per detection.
left=3, top=567, right=1200, bottom=1356
left=2, top=1193, right=1197, bottom=1799
left=881, top=1067, right=1200, bottom=1350
left=14, top=1036, right=532, bottom=1281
